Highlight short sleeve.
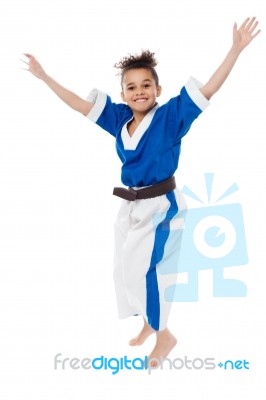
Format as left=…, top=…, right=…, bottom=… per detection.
left=171, top=76, right=210, bottom=143
left=184, top=76, right=210, bottom=111
left=86, top=88, right=108, bottom=122
left=86, top=88, right=131, bottom=138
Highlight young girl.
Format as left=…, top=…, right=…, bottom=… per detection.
left=23, top=17, right=260, bottom=363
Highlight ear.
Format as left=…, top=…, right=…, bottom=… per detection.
left=121, top=91, right=126, bottom=102
left=156, top=85, right=162, bottom=97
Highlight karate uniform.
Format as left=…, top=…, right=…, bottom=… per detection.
left=86, top=77, right=209, bottom=330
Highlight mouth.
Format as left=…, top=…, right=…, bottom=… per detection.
left=134, top=98, right=148, bottom=103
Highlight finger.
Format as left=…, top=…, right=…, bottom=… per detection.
left=251, top=29, right=261, bottom=40
left=240, top=17, right=250, bottom=30
left=23, top=53, right=34, bottom=60
left=249, top=20, right=259, bottom=34
left=245, top=17, right=257, bottom=31
left=19, top=58, right=29, bottom=65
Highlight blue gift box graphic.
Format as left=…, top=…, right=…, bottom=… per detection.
left=155, top=173, right=249, bottom=302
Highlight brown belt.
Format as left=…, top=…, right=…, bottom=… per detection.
left=113, top=176, right=176, bottom=201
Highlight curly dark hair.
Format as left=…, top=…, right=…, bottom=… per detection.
left=114, top=50, right=159, bottom=86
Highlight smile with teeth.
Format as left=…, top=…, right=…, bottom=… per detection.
left=134, top=98, right=148, bottom=103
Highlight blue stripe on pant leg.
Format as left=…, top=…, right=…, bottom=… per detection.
left=146, top=191, right=179, bottom=330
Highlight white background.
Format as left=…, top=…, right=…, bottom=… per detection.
left=0, top=0, right=265, bottom=398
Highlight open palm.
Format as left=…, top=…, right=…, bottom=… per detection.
left=233, top=17, right=261, bottom=51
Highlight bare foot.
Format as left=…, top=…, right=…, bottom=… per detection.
left=148, top=328, right=177, bottom=367
left=129, top=318, right=155, bottom=346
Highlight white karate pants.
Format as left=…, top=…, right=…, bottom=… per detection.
left=113, top=188, right=186, bottom=331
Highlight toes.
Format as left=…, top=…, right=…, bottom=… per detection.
left=129, top=336, right=140, bottom=346
left=129, top=339, right=138, bottom=346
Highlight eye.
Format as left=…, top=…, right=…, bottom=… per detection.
left=144, top=84, right=150, bottom=88
left=127, top=87, right=134, bottom=91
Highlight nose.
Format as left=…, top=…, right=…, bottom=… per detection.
left=136, top=87, right=145, bottom=96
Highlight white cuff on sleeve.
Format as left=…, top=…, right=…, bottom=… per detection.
left=185, top=77, right=210, bottom=111
left=86, top=89, right=107, bottom=122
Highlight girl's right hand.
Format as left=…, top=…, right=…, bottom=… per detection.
left=23, top=54, right=47, bottom=80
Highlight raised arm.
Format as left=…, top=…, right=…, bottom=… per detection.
left=200, top=17, right=261, bottom=100
left=23, top=54, right=93, bottom=116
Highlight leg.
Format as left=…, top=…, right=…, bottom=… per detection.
left=128, top=191, right=181, bottom=346
left=147, top=189, right=187, bottom=362
left=113, top=197, right=166, bottom=321
left=114, top=190, right=181, bottom=349
left=113, top=200, right=139, bottom=318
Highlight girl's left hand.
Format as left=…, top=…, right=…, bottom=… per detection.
left=233, top=17, right=261, bottom=52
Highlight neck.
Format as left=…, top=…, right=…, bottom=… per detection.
left=132, top=103, right=157, bottom=124
left=132, top=113, right=146, bottom=125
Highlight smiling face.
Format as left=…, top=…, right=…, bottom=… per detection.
left=121, top=68, right=162, bottom=116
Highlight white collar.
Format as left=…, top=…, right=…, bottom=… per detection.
left=121, top=104, right=159, bottom=150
